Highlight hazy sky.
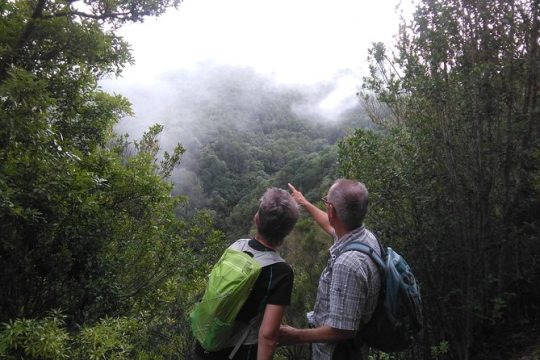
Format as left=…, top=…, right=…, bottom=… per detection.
left=104, top=0, right=412, bottom=86
left=101, top=0, right=414, bottom=137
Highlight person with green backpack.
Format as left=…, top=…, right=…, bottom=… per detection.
left=191, top=187, right=300, bottom=360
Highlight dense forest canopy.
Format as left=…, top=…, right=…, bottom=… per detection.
left=1, top=0, right=539, bottom=359
left=112, top=65, right=371, bottom=236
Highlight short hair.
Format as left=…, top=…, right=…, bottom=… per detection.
left=328, top=179, right=369, bottom=231
left=257, top=187, right=300, bottom=246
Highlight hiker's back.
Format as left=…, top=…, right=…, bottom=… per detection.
left=310, top=227, right=383, bottom=360
left=341, top=240, right=423, bottom=356
left=192, top=239, right=294, bottom=359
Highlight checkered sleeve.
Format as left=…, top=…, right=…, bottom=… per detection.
left=325, top=252, right=369, bottom=331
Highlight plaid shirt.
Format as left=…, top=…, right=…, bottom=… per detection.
left=311, top=226, right=382, bottom=360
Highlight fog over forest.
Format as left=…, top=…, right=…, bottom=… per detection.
left=105, top=63, right=364, bottom=141
left=102, top=64, right=370, bottom=209
left=100, top=63, right=373, bottom=236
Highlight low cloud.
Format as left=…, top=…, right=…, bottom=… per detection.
left=102, top=63, right=362, bottom=150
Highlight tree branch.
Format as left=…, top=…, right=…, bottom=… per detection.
left=42, top=9, right=132, bottom=21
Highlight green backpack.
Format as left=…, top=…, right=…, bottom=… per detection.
left=190, top=239, right=284, bottom=353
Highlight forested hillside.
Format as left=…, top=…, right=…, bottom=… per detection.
left=1, top=0, right=539, bottom=359
left=162, top=66, right=369, bottom=236
left=111, top=64, right=371, bottom=237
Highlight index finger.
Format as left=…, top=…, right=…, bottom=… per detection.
left=287, top=183, right=297, bottom=193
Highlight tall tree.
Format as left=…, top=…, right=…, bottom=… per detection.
left=340, top=0, right=540, bottom=359
left=0, top=0, right=187, bottom=324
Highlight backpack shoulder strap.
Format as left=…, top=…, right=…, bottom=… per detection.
left=254, top=249, right=285, bottom=267
left=230, top=239, right=285, bottom=267
left=229, top=238, right=251, bottom=252
left=341, top=242, right=386, bottom=273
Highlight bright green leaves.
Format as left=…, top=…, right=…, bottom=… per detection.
left=0, top=313, right=146, bottom=359
left=73, top=317, right=141, bottom=359
left=0, top=312, right=70, bottom=360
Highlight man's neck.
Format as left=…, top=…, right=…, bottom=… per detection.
left=334, top=224, right=364, bottom=242
left=255, top=235, right=278, bottom=250
left=333, top=224, right=350, bottom=240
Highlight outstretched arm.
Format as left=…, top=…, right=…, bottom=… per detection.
left=288, top=183, right=334, bottom=236
left=278, top=324, right=355, bottom=345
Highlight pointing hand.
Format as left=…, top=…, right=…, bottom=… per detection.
left=288, top=183, right=308, bottom=206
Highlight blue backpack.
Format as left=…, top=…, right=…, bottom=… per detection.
left=341, top=242, right=423, bottom=353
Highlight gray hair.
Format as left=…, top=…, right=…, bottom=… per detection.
left=328, top=179, right=369, bottom=231
left=257, top=187, right=300, bottom=245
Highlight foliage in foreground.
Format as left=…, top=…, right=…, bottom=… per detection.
left=0, top=1, right=227, bottom=358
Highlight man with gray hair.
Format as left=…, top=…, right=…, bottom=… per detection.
left=194, top=187, right=299, bottom=360
left=279, top=179, right=382, bottom=360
